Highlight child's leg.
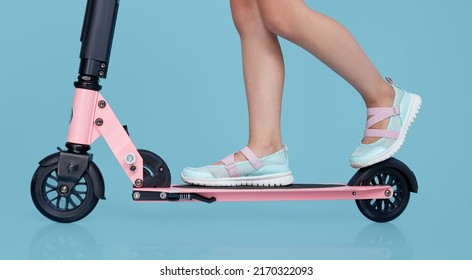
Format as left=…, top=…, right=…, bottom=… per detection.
left=256, top=0, right=421, bottom=168
left=230, top=0, right=285, bottom=160
left=256, top=0, right=395, bottom=144
left=180, top=0, right=295, bottom=186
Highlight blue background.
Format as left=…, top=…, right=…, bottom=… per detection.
left=1, top=0, right=471, bottom=259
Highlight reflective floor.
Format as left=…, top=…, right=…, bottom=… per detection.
left=3, top=182, right=472, bottom=260
left=26, top=219, right=411, bottom=260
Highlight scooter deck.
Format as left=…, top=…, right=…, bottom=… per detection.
left=132, top=183, right=392, bottom=203
left=173, top=183, right=343, bottom=189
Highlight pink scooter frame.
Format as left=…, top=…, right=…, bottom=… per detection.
left=68, top=88, right=393, bottom=204
left=67, top=88, right=144, bottom=188
left=133, top=185, right=393, bottom=203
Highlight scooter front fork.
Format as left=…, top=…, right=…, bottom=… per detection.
left=66, top=88, right=144, bottom=187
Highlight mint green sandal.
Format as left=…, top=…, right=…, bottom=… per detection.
left=350, top=78, right=422, bottom=168
left=181, top=146, right=294, bottom=187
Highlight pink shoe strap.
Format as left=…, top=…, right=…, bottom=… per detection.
left=366, top=106, right=400, bottom=128
left=365, top=129, right=400, bottom=139
left=365, top=106, right=400, bottom=140
left=220, top=146, right=264, bottom=177
left=240, top=146, right=264, bottom=170
left=221, top=154, right=240, bottom=177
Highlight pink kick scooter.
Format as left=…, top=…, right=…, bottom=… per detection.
left=31, top=0, right=418, bottom=223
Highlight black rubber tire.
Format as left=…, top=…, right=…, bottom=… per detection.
left=349, top=159, right=411, bottom=223
left=31, top=161, right=102, bottom=223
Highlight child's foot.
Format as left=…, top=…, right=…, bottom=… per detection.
left=350, top=79, right=422, bottom=168
left=181, top=146, right=294, bottom=187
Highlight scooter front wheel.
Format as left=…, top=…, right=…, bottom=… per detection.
left=31, top=160, right=102, bottom=223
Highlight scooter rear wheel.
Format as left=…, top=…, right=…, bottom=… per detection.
left=349, top=158, right=413, bottom=223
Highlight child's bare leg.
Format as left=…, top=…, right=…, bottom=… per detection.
left=257, top=0, right=395, bottom=144
left=180, top=0, right=291, bottom=186
left=230, top=0, right=285, bottom=161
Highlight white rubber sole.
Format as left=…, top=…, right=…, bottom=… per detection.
left=351, top=93, right=422, bottom=169
left=180, top=171, right=294, bottom=187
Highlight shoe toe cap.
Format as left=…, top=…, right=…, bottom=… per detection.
left=181, top=167, right=215, bottom=180
left=350, top=146, right=387, bottom=167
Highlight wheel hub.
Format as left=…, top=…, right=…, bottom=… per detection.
left=59, top=185, right=70, bottom=194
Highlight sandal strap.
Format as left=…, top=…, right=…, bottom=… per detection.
left=240, top=146, right=264, bottom=170
left=220, top=146, right=264, bottom=178
left=221, top=154, right=240, bottom=177
left=365, top=129, right=400, bottom=139
left=366, top=106, right=400, bottom=128
left=365, top=106, right=400, bottom=140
